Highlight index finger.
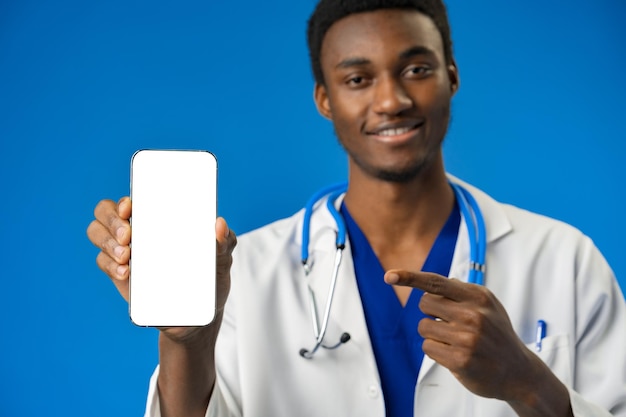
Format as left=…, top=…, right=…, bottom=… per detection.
left=384, top=269, right=467, bottom=301
left=93, top=198, right=131, bottom=245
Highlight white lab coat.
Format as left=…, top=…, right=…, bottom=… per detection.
left=145, top=178, right=626, bottom=417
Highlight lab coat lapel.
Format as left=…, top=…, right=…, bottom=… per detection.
left=418, top=177, right=514, bottom=384
left=417, top=210, right=471, bottom=384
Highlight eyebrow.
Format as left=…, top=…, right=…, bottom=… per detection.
left=335, top=57, right=371, bottom=70
left=334, top=45, right=436, bottom=70
left=398, top=45, right=435, bottom=60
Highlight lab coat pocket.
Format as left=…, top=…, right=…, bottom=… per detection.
left=525, top=333, right=572, bottom=386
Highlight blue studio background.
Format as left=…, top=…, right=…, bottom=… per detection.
left=1, top=0, right=624, bottom=416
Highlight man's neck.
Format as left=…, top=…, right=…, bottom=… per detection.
left=342, top=155, right=454, bottom=268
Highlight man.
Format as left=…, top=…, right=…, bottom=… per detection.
left=87, top=0, right=626, bottom=416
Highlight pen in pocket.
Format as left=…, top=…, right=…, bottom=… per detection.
left=535, top=320, right=547, bottom=352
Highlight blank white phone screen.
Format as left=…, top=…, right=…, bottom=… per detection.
left=129, top=150, right=217, bottom=327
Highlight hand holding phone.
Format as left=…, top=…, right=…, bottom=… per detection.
left=129, top=150, right=217, bottom=327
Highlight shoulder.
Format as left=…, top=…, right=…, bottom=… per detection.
left=501, top=203, right=588, bottom=244
left=453, top=175, right=592, bottom=251
left=496, top=202, right=608, bottom=275
left=452, top=175, right=609, bottom=280
left=459, top=177, right=613, bottom=286
left=231, top=209, right=305, bottom=266
left=237, top=209, right=302, bottom=245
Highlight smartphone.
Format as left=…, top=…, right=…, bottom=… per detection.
left=129, top=149, right=217, bottom=327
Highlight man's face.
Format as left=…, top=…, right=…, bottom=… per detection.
left=314, top=9, right=458, bottom=182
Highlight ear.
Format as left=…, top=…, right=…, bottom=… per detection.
left=447, top=59, right=460, bottom=95
left=313, top=83, right=332, bottom=120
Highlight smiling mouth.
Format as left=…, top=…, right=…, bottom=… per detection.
left=367, top=122, right=423, bottom=142
left=375, top=126, right=416, bottom=136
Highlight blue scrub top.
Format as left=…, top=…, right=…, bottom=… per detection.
left=340, top=202, right=460, bottom=417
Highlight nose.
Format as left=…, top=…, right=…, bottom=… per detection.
left=371, top=75, right=413, bottom=115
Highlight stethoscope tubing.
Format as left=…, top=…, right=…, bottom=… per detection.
left=299, top=181, right=486, bottom=358
left=301, top=182, right=347, bottom=272
left=450, top=183, right=486, bottom=285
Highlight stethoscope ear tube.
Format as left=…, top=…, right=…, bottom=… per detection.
left=301, top=182, right=348, bottom=269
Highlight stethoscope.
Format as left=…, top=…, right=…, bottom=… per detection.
left=298, top=181, right=487, bottom=359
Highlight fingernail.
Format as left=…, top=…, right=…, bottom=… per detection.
left=116, top=265, right=128, bottom=278
left=224, top=227, right=230, bottom=239
left=116, top=227, right=125, bottom=240
left=386, top=272, right=399, bottom=284
left=114, top=246, right=124, bottom=259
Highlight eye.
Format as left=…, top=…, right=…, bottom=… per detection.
left=404, top=65, right=432, bottom=79
left=345, top=74, right=370, bottom=88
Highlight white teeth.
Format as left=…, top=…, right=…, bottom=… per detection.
left=376, top=127, right=412, bottom=136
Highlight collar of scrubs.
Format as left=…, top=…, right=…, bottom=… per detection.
left=340, top=201, right=460, bottom=417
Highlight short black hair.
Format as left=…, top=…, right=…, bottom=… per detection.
left=307, top=0, right=454, bottom=85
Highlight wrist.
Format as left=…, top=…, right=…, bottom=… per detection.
left=159, top=310, right=224, bottom=347
left=157, top=310, right=223, bottom=417
left=507, top=351, right=573, bottom=417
